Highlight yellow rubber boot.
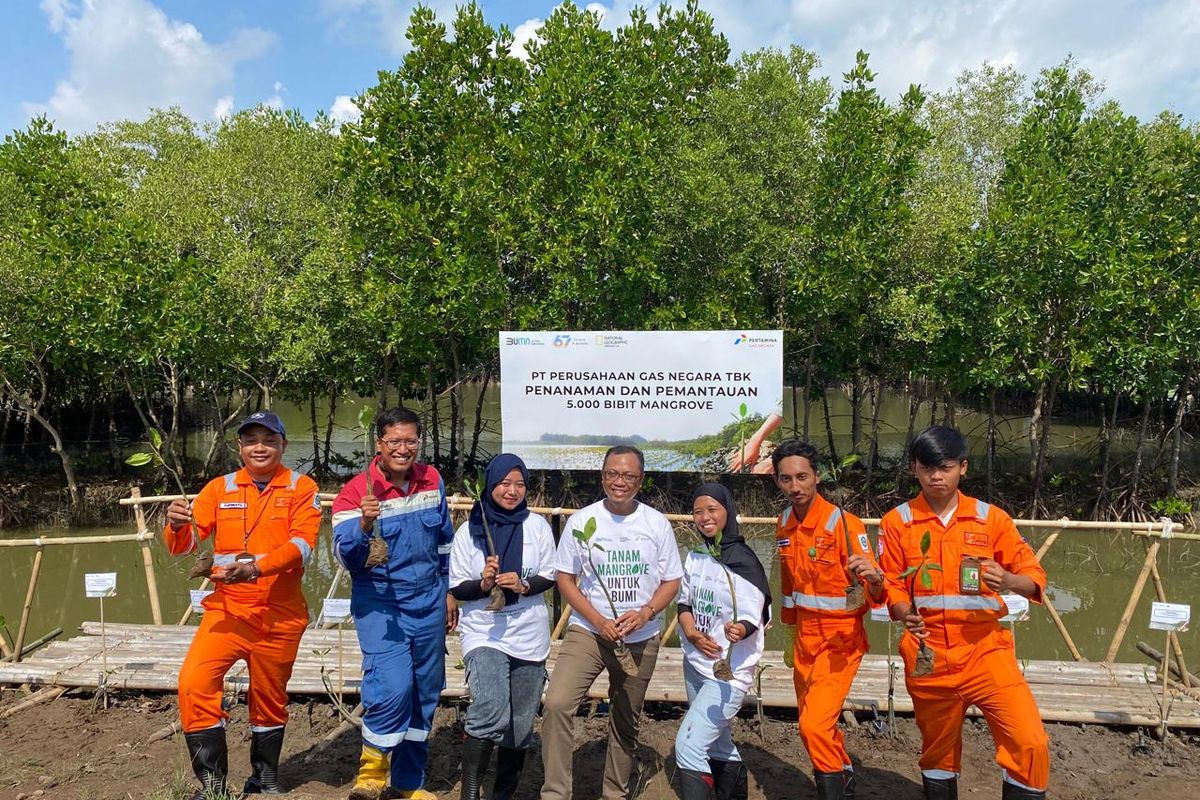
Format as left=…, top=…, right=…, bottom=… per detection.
left=348, top=744, right=390, bottom=800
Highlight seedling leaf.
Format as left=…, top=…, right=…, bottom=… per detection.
left=125, top=452, right=154, bottom=467
left=920, top=569, right=933, bottom=589
left=898, top=566, right=918, bottom=578
left=919, top=529, right=931, bottom=554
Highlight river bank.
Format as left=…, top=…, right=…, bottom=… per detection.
left=0, top=690, right=1195, bottom=800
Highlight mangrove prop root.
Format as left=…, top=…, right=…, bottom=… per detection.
left=365, top=537, right=389, bottom=568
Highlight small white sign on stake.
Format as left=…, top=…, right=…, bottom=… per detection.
left=869, top=606, right=892, bottom=624
left=85, top=572, right=117, bottom=598
left=322, top=598, right=352, bottom=625
left=1000, top=594, right=1030, bottom=623
left=190, top=590, right=214, bottom=613
left=1149, top=601, right=1191, bottom=632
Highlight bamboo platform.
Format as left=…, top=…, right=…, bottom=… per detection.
left=1, top=623, right=1197, bottom=730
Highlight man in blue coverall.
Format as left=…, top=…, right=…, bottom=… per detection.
left=332, top=406, right=458, bottom=800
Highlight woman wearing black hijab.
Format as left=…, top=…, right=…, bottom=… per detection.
left=449, top=454, right=557, bottom=800
left=675, top=483, right=771, bottom=800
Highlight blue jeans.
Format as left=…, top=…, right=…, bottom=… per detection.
left=675, top=660, right=746, bottom=772
left=463, top=646, right=547, bottom=749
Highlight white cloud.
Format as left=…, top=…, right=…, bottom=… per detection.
left=264, top=80, right=286, bottom=111
left=511, top=18, right=542, bottom=61
left=24, top=0, right=276, bottom=132
left=329, top=94, right=362, bottom=125
left=319, top=0, right=460, bottom=56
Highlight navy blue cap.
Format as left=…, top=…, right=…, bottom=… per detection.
left=237, top=411, right=287, bottom=439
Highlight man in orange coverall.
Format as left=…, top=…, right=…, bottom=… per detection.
left=880, top=426, right=1049, bottom=800
left=163, top=411, right=322, bottom=799
left=773, top=440, right=884, bottom=800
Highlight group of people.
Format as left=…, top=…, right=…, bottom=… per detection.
left=163, top=409, right=1051, bottom=800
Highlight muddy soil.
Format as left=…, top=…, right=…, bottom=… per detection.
left=2, top=690, right=1197, bottom=800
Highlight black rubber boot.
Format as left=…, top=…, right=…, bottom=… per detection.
left=813, top=770, right=847, bottom=800
left=460, top=735, right=494, bottom=800
left=922, top=775, right=958, bottom=800
left=709, top=760, right=746, bottom=800
left=842, top=769, right=857, bottom=800
left=1001, top=781, right=1045, bottom=799
left=184, top=727, right=228, bottom=800
left=243, top=726, right=285, bottom=794
left=492, top=747, right=526, bottom=800
left=677, top=768, right=715, bottom=800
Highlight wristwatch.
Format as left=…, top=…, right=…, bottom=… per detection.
left=519, top=577, right=530, bottom=594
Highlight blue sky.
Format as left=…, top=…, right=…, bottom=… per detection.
left=2, top=0, right=1196, bottom=136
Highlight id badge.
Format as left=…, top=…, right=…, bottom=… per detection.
left=959, top=556, right=981, bottom=595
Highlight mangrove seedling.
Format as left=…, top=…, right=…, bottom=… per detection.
left=837, top=510, right=866, bottom=612
left=465, top=475, right=506, bottom=612
left=694, top=528, right=739, bottom=681
left=898, top=529, right=941, bottom=676
left=359, top=405, right=389, bottom=569
left=731, top=402, right=751, bottom=473
left=126, top=428, right=213, bottom=579
left=573, top=516, right=638, bottom=674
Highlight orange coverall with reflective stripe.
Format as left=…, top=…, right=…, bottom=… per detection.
left=879, top=492, right=1050, bottom=790
left=777, top=494, right=881, bottom=773
left=163, top=465, right=321, bottom=732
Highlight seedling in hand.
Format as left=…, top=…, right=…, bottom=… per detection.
left=897, top=529, right=941, bottom=676
left=694, top=528, right=738, bottom=681
left=358, top=405, right=389, bottom=569
left=465, top=476, right=506, bottom=612
left=126, top=428, right=213, bottom=578
left=573, top=517, right=637, bottom=674
left=837, top=511, right=866, bottom=612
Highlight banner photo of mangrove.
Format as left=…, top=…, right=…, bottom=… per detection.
left=499, top=331, right=783, bottom=471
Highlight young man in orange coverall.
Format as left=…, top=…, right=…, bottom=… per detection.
left=773, top=440, right=884, bottom=800
left=880, top=426, right=1049, bottom=800
left=163, top=411, right=322, bottom=799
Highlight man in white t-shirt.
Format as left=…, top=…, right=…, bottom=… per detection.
left=540, top=446, right=683, bottom=800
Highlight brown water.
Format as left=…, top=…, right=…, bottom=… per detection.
left=2, top=522, right=1195, bottom=668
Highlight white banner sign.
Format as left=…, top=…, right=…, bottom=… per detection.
left=499, top=331, right=784, bottom=471
left=1150, top=601, right=1191, bottom=631
left=1000, top=594, right=1030, bottom=622
left=322, top=598, right=352, bottom=625
left=190, top=589, right=214, bottom=613
left=869, top=606, right=892, bottom=624
left=85, top=572, right=117, bottom=598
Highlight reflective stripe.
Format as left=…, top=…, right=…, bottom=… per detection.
left=362, top=723, right=404, bottom=748
left=1002, top=770, right=1043, bottom=791
left=224, top=472, right=238, bottom=492
left=250, top=724, right=284, bottom=733
left=824, top=508, right=842, bottom=532
left=781, top=594, right=796, bottom=609
left=404, top=727, right=429, bottom=742
left=437, top=543, right=452, bottom=555
left=914, top=595, right=1001, bottom=611
left=923, top=770, right=959, bottom=780
left=897, top=503, right=912, bottom=524
left=290, top=536, right=313, bottom=563
left=975, top=500, right=991, bottom=521
left=780, top=506, right=792, bottom=526
left=332, top=510, right=363, bottom=528
left=792, top=592, right=848, bottom=611
left=287, top=470, right=299, bottom=490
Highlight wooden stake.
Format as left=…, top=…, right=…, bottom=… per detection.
left=131, top=487, right=163, bottom=625
left=13, top=545, right=44, bottom=663
left=1043, top=590, right=1085, bottom=662
left=1105, top=540, right=1160, bottom=663
left=1148, top=556, right=1193, bottom=689
left=550, top=607, right=573, bottom=640
left=0, top=686, right=67, bottom=720
left=662, top=614, right=679, bottom=644
left=1035, top=525, right=1065, bottom=561
left=99, top=594, right=108, bottom=710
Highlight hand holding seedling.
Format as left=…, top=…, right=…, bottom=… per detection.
left=981, top=559, right=1010, bottom=591
left=480, top=554, right=500, bottom=591
left=359, top=494, right=381, bottom=532
left=615, top=609, right=647, bottom=637
left=897, top=604, right=928, bottom=639
left=847, top=554, right=883, bottom=587
left=724, top=621, right=748, bottom=643
left=166, top=499, right=192, bottom=529
left=898, top=529, right=941, bottom=675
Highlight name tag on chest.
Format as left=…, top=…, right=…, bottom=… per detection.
left=219, top=502, right=247, bottom=510
left=963, top=531, right=989, bottom=548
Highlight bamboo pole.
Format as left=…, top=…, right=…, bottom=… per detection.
left=0, top=685, right=67, bottom=720
left=1035, top=523, right=1066, bottom=561
left=0, top=531, right=157, bottom=548
left=177, top=578, right=211, bottom=626
left=662, top=615, right=679, bottom=644
left=13, top=545, right=45, bottom=662
left=1147, top=557, right=1193, bottom=688
left=1104, top=540, right=1160, bottom=663
left=0, top=627, right=63, bottom=662
left=131, top=488, right=164, bottom=625
left=550, top=607, right=573, bottom=640
left=1137, top=641, right=1200, bottom=701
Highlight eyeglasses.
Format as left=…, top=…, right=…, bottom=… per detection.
left=381, top=438, right=420, bottom=450
left=602, top=470, right=642, bottom=484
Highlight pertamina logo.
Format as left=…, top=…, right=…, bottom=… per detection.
left=733, top=333, right=748, bottom=345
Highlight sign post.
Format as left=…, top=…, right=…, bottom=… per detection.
left=322, top=599, right=352, bottom=703
left=85, top=572, right=117, bottom=708
left=1001, top=594, right=1031, bottom=660
left=1149, top=601, right=1191, bottom=740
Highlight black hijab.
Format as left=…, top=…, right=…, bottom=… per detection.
left=469, top=453, right=530, bottom=606
left=692, top=482, right=772, bottom=624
